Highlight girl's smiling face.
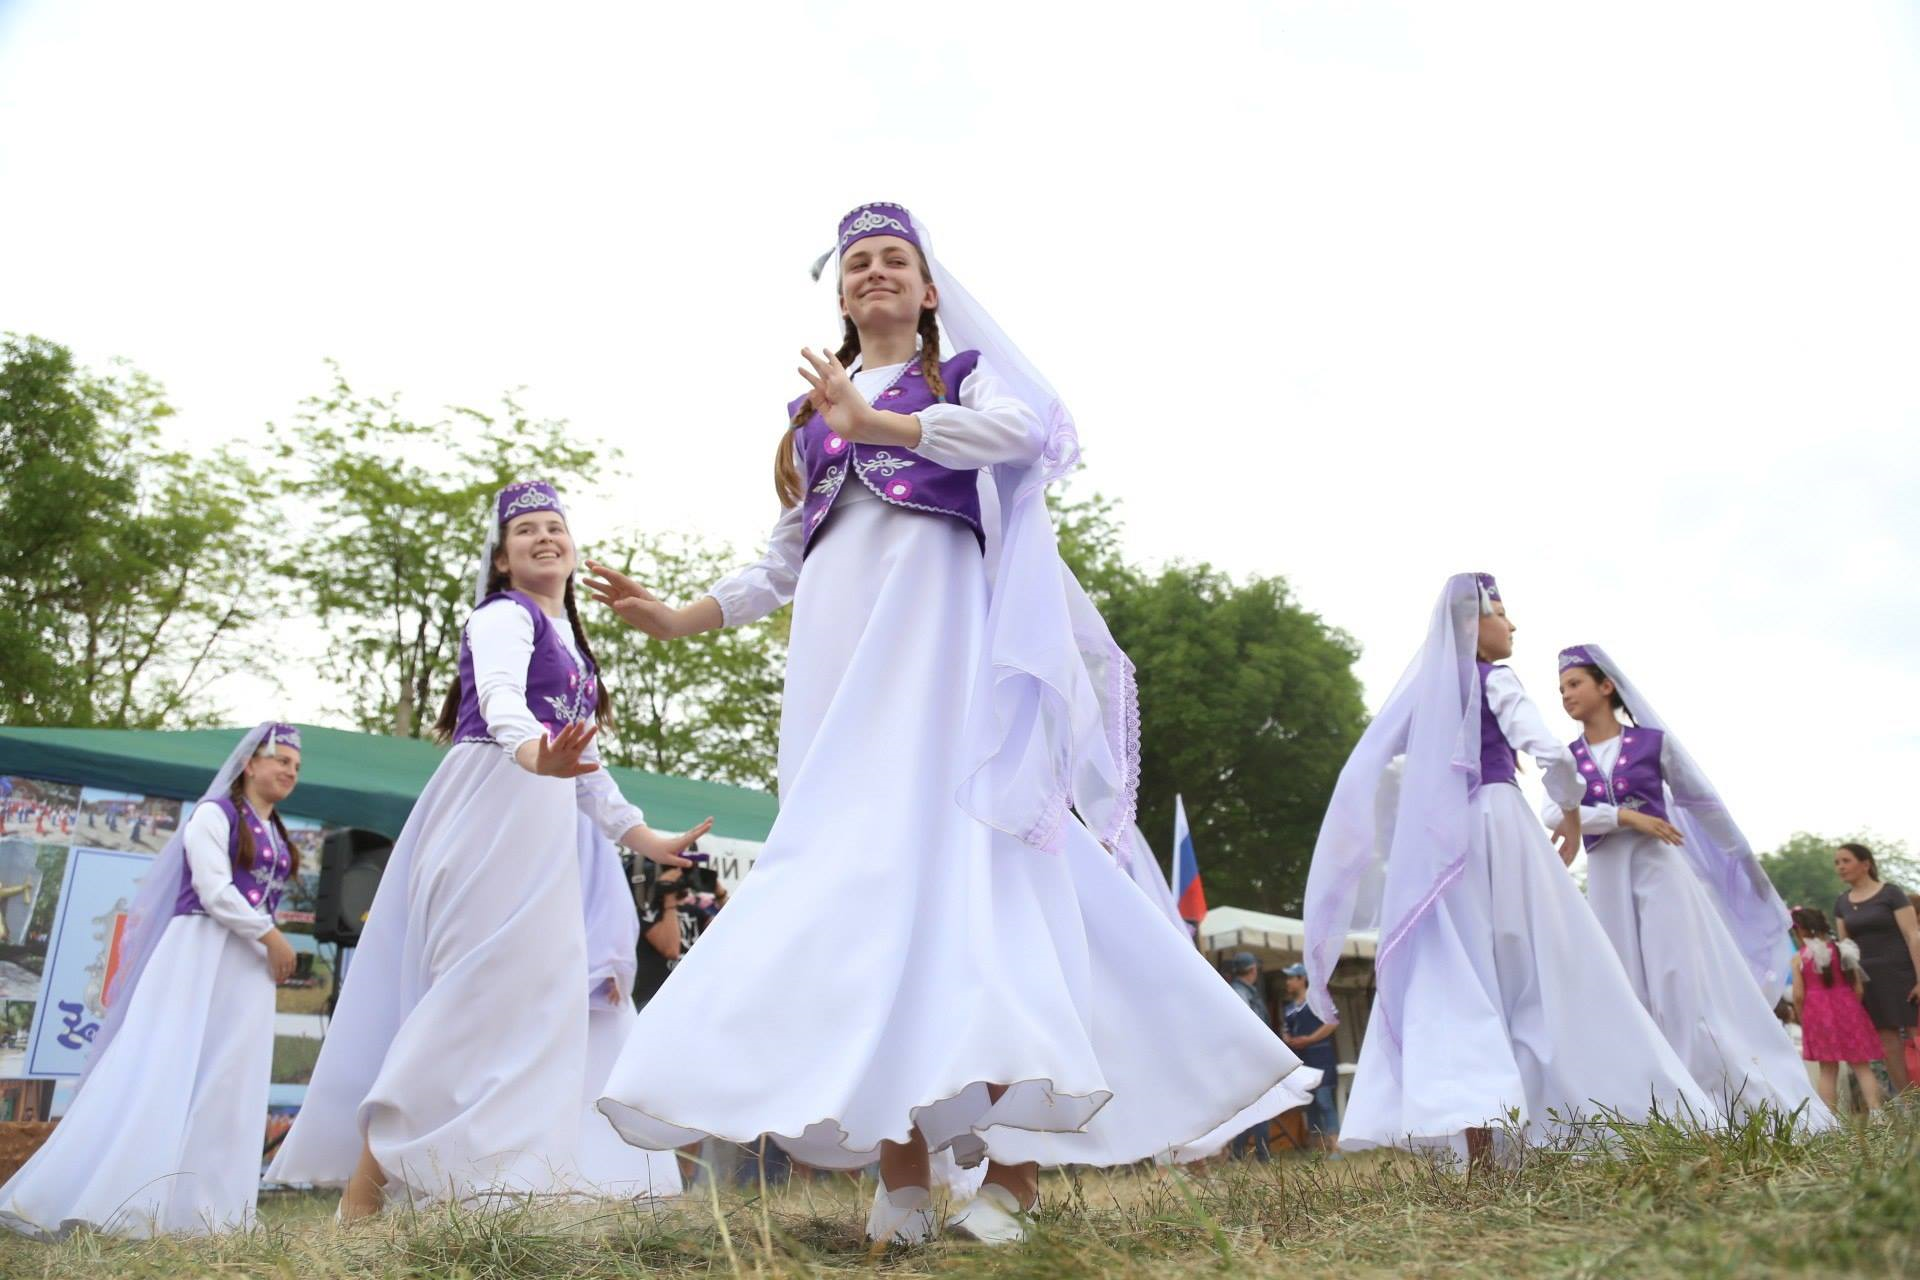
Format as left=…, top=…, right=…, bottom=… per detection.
left=495, top=511, right=575, bottom=594
left=840, top=235, right=937, bottom=332
left=1558, top=666, right=1614, bottom=720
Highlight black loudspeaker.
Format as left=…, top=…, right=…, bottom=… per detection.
left=314, top=828, right=394, bottom=947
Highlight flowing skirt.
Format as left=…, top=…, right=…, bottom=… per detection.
left=0, top=916, right=273, bottom=1238
left=578, top=998, right=682, bottom=1198
left=1587, top=828, right=1832, bottom=1126
left=1340, top=783, right=1710, bottom=1156
left=597, top=497, right=1302, bottom=1169
left=267, top=744, right=591, bottom=1203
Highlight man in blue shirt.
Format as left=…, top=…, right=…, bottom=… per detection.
left=1279, top=963, right=1341, bottom=1150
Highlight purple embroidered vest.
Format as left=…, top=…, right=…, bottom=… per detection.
left=452, top=590, right=599, bottom=746
left=174, top=796, right=293, bottom=918
left=791, top=350, right=985, bottom=553
left=1476, top=661, right=1519, bottom=789
left=1571, top=726, right=1669, bottom=849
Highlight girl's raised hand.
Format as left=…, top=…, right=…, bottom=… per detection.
left=585, top=560, right=682, bottom=639
left=621, top=817, right=715, bottom=869
left=519, top=721, right=602, bottom=778
left=797, top=348, right=875, bottom=441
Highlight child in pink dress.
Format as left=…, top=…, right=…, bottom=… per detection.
left=1790, top=907, right=1885, bottom=1112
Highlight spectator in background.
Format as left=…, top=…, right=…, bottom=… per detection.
left=631, top=863, right=699, bottom=1011
left=1226, top=953, right=1272, bottom=1161
left=1790, top=906, right=1884, bottom=1112
left=1832, top=841, right=1920, bottom=1095
left=1279, top=963, right=1341, bottom=1150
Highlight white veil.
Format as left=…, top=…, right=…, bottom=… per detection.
left=1301, top=573, right=1485, bottom=1036
left=76, top=723, right=276, bottom=1091
left=1579, top=643, right=1792, bottom=1002
left=814, top=210, right=1140, bottom=855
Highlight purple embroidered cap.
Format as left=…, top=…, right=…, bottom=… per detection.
left=838, top=202, right=920, bottom=253
left=261, top=722, right=301, bottom=753
left=1558, top=644, right=1600, bottom=673
left=1475, top=572, right=1501, bottom=603
left=496, top=479, right=566, bottom=528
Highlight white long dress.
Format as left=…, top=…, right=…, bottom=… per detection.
left=0, top=804, right=279, bottom=1238
left=574, top=815, right=682, bottom=1198
left=1338, top=666, right=1710, bottom=1156
left=267, top=605, right=649, bottom=1204
left=596, top=358, right=1303, bottom=1170
left=1544, top=734, right=1832, bottom=1127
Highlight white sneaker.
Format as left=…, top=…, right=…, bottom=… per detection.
left=946, top=1183, right=1029, bottom=1244
left=865, top=1182, right=935, bottom=1246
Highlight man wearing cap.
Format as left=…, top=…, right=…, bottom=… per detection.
left=1280, top=963, right=1341, bottom=1149
left=1226, top=953, right=1274, bottom=1160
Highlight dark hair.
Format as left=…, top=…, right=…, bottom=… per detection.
left=1576, top=663, right=1633, bottom=722
left=228, top=763, right=300, bottom=878
left=1836, top=841, right=1880, bottom=881
left=431, top=552, right=612, bottom=743
left=774, top=245, right=945, bottom=509
left=1790, top=906, right=1837, bottom=987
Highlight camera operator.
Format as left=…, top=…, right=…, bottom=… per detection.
left=629, top=845, right=727, bottom=1009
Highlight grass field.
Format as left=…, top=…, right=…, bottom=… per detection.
left=1, top=1102, right=1914, bottom=1278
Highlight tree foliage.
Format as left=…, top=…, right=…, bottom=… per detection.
left=1055, top=492, right=1368, bottom=913
left=273, top=365, right=602, bottom=736
left=582, top=532, right=786, bottom=791
left=0, top=335, right=263, bottom=727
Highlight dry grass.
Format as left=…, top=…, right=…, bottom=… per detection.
left=2, top=1101, right=1915, bottom=1278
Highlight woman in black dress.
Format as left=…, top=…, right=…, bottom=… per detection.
left=1833, top=841, right=1920, bottom=1094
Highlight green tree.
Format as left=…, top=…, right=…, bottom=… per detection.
left=1761, top=831, right=1920, bottom=914
left=1056, top=493, right=1368, bottom=913
left=0, top=335, right=265, bottom=727
left=582, top=531, right=785, bottom=791
left=274, top=366, right=602, bottom=736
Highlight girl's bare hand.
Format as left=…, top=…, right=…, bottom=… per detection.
left=519, top=722, right=601, bottom=778
left=622, top=817, right=714, bottom=868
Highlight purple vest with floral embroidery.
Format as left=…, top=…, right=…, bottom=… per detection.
left=791, top=350, right=985, bottom=553
left=451, top=590, right=599, bottom=746
left=174, top=796, right=293, bottom=918
left=1476, top=661, right=1519, bottom=789
left=1571, top=726, right=1669, bottom=849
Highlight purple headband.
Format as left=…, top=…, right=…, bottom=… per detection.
left=838, top=202, right=919, bottom=253
left=1558, top=645, right=1599, bottom=673
left=261, top=722, right=301, bottom=753
left=812, top=202, right=922, bottom=280
left=496, top=480, right=565, bottom=528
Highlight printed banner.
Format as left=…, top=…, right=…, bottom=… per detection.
left=21, top=846, right=150, bottom=1079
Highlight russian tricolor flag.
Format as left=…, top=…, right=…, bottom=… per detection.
left=1172, top=794, right=1207, bottom=926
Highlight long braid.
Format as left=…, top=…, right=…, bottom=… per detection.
left=917, top=307, right=946, bottom=402
left=563, top=576, right=613, bottom=725
left=226, top=774, right=257, bottom=872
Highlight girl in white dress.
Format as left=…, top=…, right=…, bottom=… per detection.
left=1304, top=575, right=1709, bottom=1164
left=588, top=203, right=1305, bottom=1245
left=1546, top=646, right=1829, bottom=1126
left=0, top=723, right=304, bottom=1238
left=267, top=482, right=706, bottom=1217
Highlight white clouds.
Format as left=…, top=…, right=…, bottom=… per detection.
left=1, top=0, right=1914, bottom=852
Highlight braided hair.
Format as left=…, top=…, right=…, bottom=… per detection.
left=774, top=246, right=945, bottom=509
left=1790, top=906, right=1838, bottom=987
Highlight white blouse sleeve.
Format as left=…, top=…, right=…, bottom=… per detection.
left=1538, top=792, right=1620, bottom=837
left=707, top=496, right=805, bottom=629
left=573, top=739, right=646, bottom=844
left=466, top=600, right=546, bottom=760
left=1485, top=666, right=1583, bottom=809
left=913, top=359, right=1045, bottom=469
left=183, top=803, right=274, bottom=942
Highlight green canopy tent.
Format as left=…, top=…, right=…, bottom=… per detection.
left=0, top=724, right=777, bottom=841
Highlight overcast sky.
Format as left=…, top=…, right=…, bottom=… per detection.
left=3, top=1, right=1915, bottom=856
